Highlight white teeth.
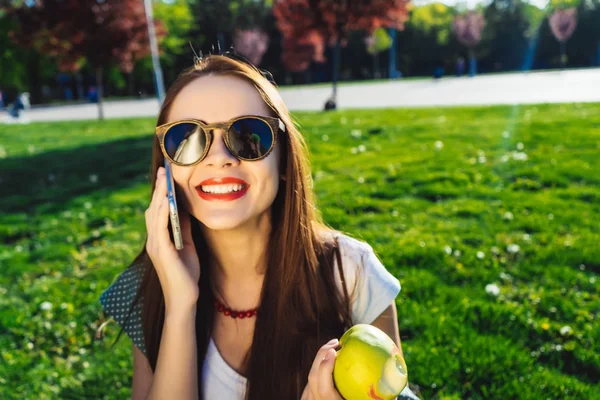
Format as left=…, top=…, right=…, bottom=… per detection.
left=200, top=184, right=244, bottom=194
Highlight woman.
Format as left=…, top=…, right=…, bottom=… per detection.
left=99, top=53, right=419, bottom=400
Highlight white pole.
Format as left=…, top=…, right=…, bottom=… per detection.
left=143, top=0, right=166, bottom=104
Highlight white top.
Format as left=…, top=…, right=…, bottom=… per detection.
left=99, top=232, right=409, bottom=399
left=201, top=232, right=402, bottom=399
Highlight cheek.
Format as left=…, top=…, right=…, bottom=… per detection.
left=172, top=166, right=195, bottom=207
left=172, top=165, right=194, bottom=185
left=262, top=161, right=281, bottom=200
left=263, top=154, right=281, bottom=186
left=271, top=143, right=283, bottom=177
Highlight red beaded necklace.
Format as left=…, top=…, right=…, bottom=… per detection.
left=213, top=299, right=258, bottom=319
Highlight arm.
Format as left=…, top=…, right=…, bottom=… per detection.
left=140, top=310, right=199, bottom=400
left=132, top=344, right=152, bottom=400
left=370, top=302, right=405, bottom=362
left=372, top=303, right=421, bottom=400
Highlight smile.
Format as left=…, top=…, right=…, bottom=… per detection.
left=195, top=184, right=249, bottom=201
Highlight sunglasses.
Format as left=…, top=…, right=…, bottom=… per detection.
left=156, top=115, right=285, bottom=166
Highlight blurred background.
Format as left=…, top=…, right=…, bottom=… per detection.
left=1, top=0, right=600, bottom=112
left=0, top=1, right=599, bottom=399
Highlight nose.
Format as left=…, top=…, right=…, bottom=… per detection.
left=202, top=128, right=240, bottom=167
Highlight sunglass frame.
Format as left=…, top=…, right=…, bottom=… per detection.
left=155, top=115, right=285, bottom=166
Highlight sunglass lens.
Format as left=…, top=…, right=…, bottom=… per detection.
left=164, top=123, right=206, bottom=165
left=229, top=118, right=273, bottom=159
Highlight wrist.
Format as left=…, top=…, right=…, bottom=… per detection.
left=165, top=304, right=197, bottom=321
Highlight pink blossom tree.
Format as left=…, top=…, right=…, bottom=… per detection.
left=233, top=28, right=270, bottom=66
left=549, top=8, right=578, bottom=69
left=452, top=10, right=485, bottom=77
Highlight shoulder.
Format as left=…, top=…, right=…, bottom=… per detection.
left=320, top=230, right=372, bottom=264
left=326, top=231, right=402, bottom=325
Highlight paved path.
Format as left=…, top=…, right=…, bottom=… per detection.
left=5, top=68, right=600, bottom=123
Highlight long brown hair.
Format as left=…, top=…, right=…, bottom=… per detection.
left=113, top=54, right=356, bottom=399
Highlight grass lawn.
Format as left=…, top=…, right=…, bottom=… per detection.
left=0, top=103, right=598, bottom=399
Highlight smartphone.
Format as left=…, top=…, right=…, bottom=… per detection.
left=164, top=159, right=183, bottom=250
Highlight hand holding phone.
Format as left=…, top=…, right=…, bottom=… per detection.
left=164, top=159, right=184, bottom=250
left=144, top=163, right=201, bottom=312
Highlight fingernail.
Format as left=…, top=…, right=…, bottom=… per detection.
left=328, top=338, right=339, bottom=345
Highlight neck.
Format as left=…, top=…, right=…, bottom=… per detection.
left=201, top=211, right=271, bottom=308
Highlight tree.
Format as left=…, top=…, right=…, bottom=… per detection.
left=396, top=3, right=461, bottom=77
left=0, top=8, right=58, bottom=103
left=570, top=0, right=600, bottom=67
left=410, top=2, right=454, bottom=46
left=479, top=0, right=540, bottom=73
left=151, top=0, right=193, bottom=85
left=273, top=0, right=411, bottom=110
left=7, top=0, right=165, bottom=119
left=191, top=0, right=234, bottom=52
left=233, top=28, right=270, bottom=66
left=273, top=0, right=326, bottom=73
left=131, top=0, right=193, bottom=94
left=536, top=0, right=600, bottom=69
left=452, top=10, right=485, bottom=76
left=549, top=8, right=578, bottom=68
left=191, top=0, right=272, bottom=54
left=365, top=27, right=393, bottom=78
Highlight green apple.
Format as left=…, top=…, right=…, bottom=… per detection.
left=333, top=324, right=408, bottom=400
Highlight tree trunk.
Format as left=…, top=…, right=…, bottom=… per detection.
left=96, top=66, right=105, bottom=121
left=128, top=72, right=135, bottom=97
left=522, top=33, right=538, bottom=72
left=304, top=65, right=312, bottom=84
left=26, top=50, right=42, bottom=104
left=373, top=54, right=380, bottom=79
left=331, top=37, right=341, bottom=101
left=388, top=28, right=398, bottom=79
left=468, top=48, right=477, bottom=77
left=75, top=72, right=84, bottom=101
left=325, top=0, right=347, bottom=110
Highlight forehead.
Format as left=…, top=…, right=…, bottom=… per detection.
left=167, top=74, right=273, bottom=123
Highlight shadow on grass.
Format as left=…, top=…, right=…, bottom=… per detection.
left=0, top=135, right=152, bottom=214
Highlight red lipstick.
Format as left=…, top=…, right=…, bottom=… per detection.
left=196, top=177, right=249, bottom=202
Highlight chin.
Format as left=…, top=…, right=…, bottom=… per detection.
left=200, top=219, right=246, bottom=231
left=195, top=209, right=253, bottom=231
left=197, top=205, right=274, bottom=232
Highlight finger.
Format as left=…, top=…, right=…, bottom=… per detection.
left=151, top=167, right=166, bottom=207
left=317, top=348, right=340, bottom=398
left=154, top=168, right=168, bottom=207
left=146, top=171, right=163, bottom=230
left=156, top=196, right=170, bottom=246
left=308, top=339, right=339, bottom=393
left=152, top=171, right=169, bottom=239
